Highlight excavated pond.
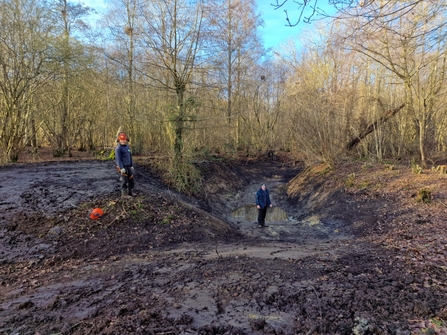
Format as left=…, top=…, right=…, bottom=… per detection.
left=2, top=158, right=446, bottom=334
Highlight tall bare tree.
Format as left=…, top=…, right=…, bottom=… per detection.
left=103, top=0, right=144, bottom=152
left=137, top=0, right=204, bottom=166
left=0, top=0, right=55, bottom=162
left=45, top=0, right=93, bottom=157
left=204, top=0, right=264, bottom=149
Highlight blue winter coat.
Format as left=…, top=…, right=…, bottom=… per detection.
left=115, top=144, right=133, bottom=168
left=256, top=188, right=271, bottom=209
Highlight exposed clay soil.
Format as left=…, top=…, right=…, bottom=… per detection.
left=1, top=151, right=447, bottom=334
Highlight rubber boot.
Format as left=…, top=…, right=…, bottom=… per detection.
left=121, top=189, right=131, bottom=199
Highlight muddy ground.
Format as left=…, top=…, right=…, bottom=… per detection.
left=1, top=153, right=447, bottom=334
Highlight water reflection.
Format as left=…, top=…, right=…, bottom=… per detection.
left=231, top=205, right=288, bottom=221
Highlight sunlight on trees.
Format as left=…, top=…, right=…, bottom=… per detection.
left=2, top=0, right=447, bottom=176
left=0, top=0, right=59, bottom=163
left=204, top=0, right=264, bottom=152
left=337, top=0, right=447, bottom=167
left=43, top=0, right=95, bottom=157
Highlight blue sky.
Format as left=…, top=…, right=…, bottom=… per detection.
left=257, top=1, right=302, bottom=49
left=258, top=1, right=336, bottom=49
left=82, top=0, right=333, bottom=50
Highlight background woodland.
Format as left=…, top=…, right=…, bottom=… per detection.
left=1, top=0, right=447, bottom=187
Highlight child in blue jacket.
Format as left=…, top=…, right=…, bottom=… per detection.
left=115, top=132, right=135, bottom=198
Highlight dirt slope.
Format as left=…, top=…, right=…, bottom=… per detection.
left=1, top=156, right=447, bottom=334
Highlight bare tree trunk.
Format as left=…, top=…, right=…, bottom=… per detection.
left=174, top=88, right=185, bottom=164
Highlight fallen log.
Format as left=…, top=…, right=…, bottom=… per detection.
left=346, top=103, right=405, bottom=151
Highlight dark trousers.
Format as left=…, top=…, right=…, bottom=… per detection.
left=257, top=207, right=268, bottom=226
left=121, top=165, right=135, bottom=191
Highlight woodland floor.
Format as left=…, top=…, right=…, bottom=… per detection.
left=1, top=149, right=447, bottom=334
